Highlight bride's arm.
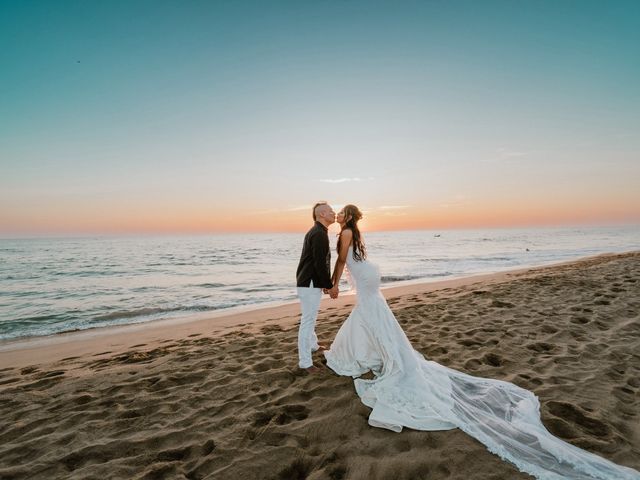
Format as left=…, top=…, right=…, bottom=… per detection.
left=331, top=229, right=352, bottom=290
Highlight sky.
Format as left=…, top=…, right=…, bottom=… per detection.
left=1, top=0, right=639, bottom=235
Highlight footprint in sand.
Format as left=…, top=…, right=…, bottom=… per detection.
left=156, top=445, right=192, bottom=462
left=427, top=345, right=448, bottom=356
left=119, top=409, right=143, bottom=419
left=252, top=404, right=309, bottom=427
left=546, top=400, right=611, bottom=438
left=570, top=316, right=590, bottom=325
left=23, top=376, right=65, bottom=390
left=60, top=356, right=81, bottom=362
left=261, top=325, right=285, bottom=335
left=262, top=431, right=289, bottom=447
left=253, top=411, right=275, bottom=427
left=526, top=342, right=555, bottom=353
left=201, top=439, right=216, bottom=455
left=1, top=376, right=24, bottom=388
left=251, top=359, right=278, bottom=373
left=275, top=404, right=310, bottom=424
left=516, top=373, right=543, bottom=388
left=490, top=299, right=515, bottom=308
left=19, top=366, right=39, bottom=375
left=482, top=352, right=503, bottom=367
left=540, top=324, right=559, bottom=334
left=392, top=439, right=412, bottom=453
left=34, top=369, right=66, bottom=379
left=612, top=385, right=637, bottom=404
left=545, top=416, right=580, bottom=439
left=73, top=394, right=95, bottom=406
left=607, top=362, right=627, bottom=376
left=626, top=377, right=640, bottom=389
left=278, top=457, right=314, bottom=480
left=464, top=358, right=481, bottom=370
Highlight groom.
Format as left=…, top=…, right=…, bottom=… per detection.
left=295, top=201, right=339, bottom=373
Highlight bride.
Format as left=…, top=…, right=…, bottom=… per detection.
left=323, top=204, right=639, bottom=480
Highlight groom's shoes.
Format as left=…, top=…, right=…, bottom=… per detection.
left=316, top=344, right=328, bottom=352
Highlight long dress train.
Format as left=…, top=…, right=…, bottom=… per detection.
left=323, top=247, right=639, bottom=480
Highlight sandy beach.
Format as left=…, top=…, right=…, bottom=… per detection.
left=0, top=251, right=638, bottom=479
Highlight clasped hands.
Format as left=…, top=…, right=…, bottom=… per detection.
left=323, top=286, right=339, bottom=299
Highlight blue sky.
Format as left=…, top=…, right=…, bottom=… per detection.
left=1, top=0, right=639, bottom=233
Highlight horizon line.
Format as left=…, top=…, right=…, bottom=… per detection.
left=1, top=220, right=638, bottom=240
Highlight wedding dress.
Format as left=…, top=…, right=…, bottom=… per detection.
left=323, top=246, right=639, bottom=480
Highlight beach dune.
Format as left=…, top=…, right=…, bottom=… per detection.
left=0, top=252, right=638, bottom=479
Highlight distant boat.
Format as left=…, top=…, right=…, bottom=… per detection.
left=434, top=234, right=441, bottom=237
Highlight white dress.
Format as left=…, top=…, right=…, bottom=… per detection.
left=324, top=246, right=640, bottom=480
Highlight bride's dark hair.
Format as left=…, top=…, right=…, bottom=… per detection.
left=337, top=204, right=367, bottom=262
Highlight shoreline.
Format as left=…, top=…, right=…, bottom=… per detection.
left=0, top=249, right=635, bottom=369
left=2, top=245, right=638, bottom=346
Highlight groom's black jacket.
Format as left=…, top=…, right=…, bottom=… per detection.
left=296, top=221, right=333, bottom=289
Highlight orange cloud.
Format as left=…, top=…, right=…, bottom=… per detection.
left=1, top=197, right=638, bottom=235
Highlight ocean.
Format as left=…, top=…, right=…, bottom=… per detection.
left=1, top=225, right=638, bottom=341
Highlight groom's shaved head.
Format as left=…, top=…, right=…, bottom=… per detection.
left=312, top=201, right=328, bottom=221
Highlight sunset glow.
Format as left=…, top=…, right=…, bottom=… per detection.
left=1, top=1, right=639, bottom=235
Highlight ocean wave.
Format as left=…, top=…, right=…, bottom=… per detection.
left=381, top=272, right=458, bottom=283
left=51, top=269, right=128, bottom=277
left=426, top=271, right=455, bottom=277
left=470, top=256, right=515, bottom=261
left=91, top=307, right=169, bottom=321
left=90, top=305, right=218, bottom=323
left=421, top=256, right=514, bottom=263
left=9, top=313, right=65, bottom=325
left=381, top=274, right=424, bottom=283
left=225, top=284, right=283, bottom=293
left=244, top=285, right=286, bottom=293
left=1, top=228, right=636, bottom=342
left=1, top=304, right=236, bottom=341
left=1, top=289, right=40, bottom=297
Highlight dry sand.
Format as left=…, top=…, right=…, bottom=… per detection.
left=0, top=251, right=638, bottom=479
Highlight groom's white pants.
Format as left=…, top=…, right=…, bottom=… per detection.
left=296, top=280, right=322, bottom=369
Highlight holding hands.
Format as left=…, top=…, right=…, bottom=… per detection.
left=323, top=286, right=339, bottom=299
